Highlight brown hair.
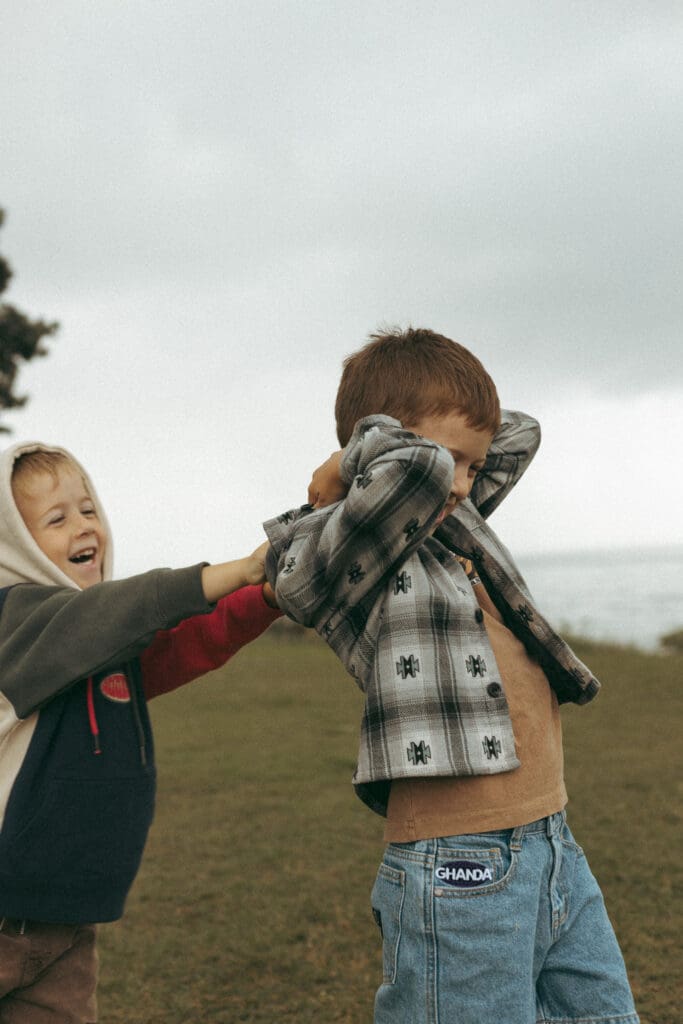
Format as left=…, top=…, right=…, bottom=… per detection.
left=334, top=326, right=501, bottom=446
left=11, top=450, right=79, bottom=499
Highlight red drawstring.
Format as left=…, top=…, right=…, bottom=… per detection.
left=86, top=677, right=102, bottom=755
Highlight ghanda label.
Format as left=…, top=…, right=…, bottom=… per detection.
left=435, top=860, right=494, bottom=888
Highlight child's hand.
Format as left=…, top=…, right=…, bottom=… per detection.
left=307, top=451, right=347, bottom=508
left=245, top=540, right=270, bottom=586
left=200, top=541, right=273, bottom=603
left=246, top=541, right=279, bottom=607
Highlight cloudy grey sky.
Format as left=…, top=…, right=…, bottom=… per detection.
left=1, top=1, right=681, bottom=577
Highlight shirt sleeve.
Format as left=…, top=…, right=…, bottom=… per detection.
left=467, top=410, right=541, bottom=519
left=0, top=565, right=212, bottom=718
left=140, top=584, right=282, bottom=699
left=263, top=415, right=455, bottom=630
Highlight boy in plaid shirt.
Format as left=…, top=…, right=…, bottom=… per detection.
left=264, top=327, right=638, bottom=1024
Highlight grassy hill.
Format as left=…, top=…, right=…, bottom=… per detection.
left=99, top=635, right=682, bottom=1023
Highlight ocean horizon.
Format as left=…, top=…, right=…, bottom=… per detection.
left=516, top=543, right=683, bottom=651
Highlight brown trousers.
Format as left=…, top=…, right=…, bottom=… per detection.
left=0, top=919, right=98, bottom=1024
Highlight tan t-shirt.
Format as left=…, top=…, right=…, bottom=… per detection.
left=384, top=575, right=567, bottom=841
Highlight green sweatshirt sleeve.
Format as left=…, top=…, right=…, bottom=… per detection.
left=0, top=564, right=212, bottom=718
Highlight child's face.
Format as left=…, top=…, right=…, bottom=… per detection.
left=405, top=411, right=494, bottom=526
left=13, top=465, right=107, bottom=588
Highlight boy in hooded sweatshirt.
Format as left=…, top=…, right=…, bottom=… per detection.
left=0, top=442, right=280, bottom=1023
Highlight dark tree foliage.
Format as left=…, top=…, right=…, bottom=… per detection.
left=0, top=209, right=59, bottom=431
left=660, top=627, right=683, bottom=653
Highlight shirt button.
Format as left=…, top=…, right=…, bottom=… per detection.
left=486, top=683, right=503, bottom=698
left=475, top=609, right=484, bottom=623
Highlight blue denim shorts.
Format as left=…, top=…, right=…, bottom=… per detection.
left=371, top=812, right=639, bottom=1024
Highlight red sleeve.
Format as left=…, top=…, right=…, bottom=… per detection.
left=140, top=584, right=281, bottom=700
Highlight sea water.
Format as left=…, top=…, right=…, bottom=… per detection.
left=517, top=545, right=683, bottom=651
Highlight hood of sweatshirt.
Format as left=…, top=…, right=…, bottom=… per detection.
left=0, top=441, right=114, bottom=589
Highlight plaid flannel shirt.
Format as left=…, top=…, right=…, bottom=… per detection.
left=264, top=412, right=599, bottom=816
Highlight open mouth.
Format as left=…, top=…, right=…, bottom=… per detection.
left=69, top=548, right=97, bottom=565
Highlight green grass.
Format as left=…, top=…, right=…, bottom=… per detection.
left=98, top=636, right=682, bottom=1023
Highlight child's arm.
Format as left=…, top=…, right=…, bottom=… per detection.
left=0, top=543, right=271, bottom=719
left=263, top=415, right=454, bottom=630
left=465, top=410, right=541, bottom=519
left=307, top=412, right=541, bottom=520
left=199, top=541, right=269, bottom=603
left=141, top=583, right=281, bottom=699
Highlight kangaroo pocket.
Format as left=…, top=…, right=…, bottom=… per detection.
left=3, top=773, right=156, bottom=890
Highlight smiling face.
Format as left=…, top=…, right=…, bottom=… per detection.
left=404, top=410, right=494, bottom=526
left=13, top=464, right=107, bottom=588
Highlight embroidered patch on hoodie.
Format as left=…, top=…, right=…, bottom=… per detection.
left=435, top=861, right=494, bottom=888
left=100, top=673, right=131, bottom=703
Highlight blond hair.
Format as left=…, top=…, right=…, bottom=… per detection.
left=11, top=450, right=80, bottom=499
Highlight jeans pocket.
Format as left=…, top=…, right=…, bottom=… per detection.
left=560, top=821, right=585, bottom=856
left=371, top=862, right=405, bottom=984
left=433, top=836, right=516, bottom=899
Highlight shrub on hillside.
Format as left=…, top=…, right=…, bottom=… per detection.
left=659, top=627, right=683, bottom=653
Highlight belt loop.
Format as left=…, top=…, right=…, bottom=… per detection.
left=546, top=812, right=562, bottom=836
left=510, top=825, right=524, bottom=852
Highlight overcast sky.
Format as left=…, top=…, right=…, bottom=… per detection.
left=1, top=1, right=681, bottom=578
